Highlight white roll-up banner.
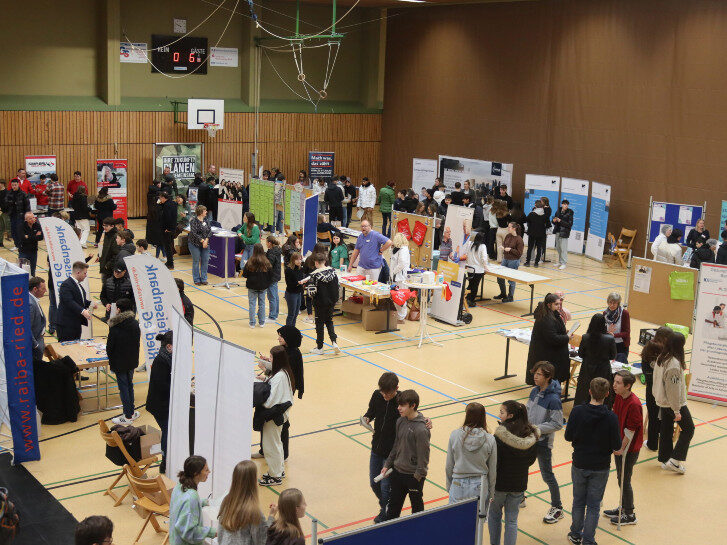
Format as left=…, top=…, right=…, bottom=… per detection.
left=123, top=254, right=183, bottom=368
left=688, top=263, right=727, bottom=406
left=412, top=158, right=438, bottom=197
left=167, top=309, right=193, bottom=478
left=39, top=216, right=92, bottom=337
left=585, top=182, right=611, bottom=261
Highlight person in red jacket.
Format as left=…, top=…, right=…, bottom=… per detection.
left=605, top=370, right=643, bottom=526
left=67, top=170, right=87, bottom=198
left=12, top=168, right=33, bottom=194
left=33, top=174, right=49, bottom=206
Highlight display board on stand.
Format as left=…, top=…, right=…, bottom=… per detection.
left=688, top=263, right=727, bottom=406
left=154, top=143, right=203, bottom=195
left=392, top=211, right=435, bottom=269
left=438, top=155, right=513, bottom=195
left=308, top=151, right=335, bottom=184
left=302, top=195, right=319, bottom=255
left=585, top=182, right=611, bottom=262
left=248, top=178, right=275, bottom=226
left=217, top=168, right=245, bottom=231
left=96, top=159, right=128, bottom=226
left=561, top=178, right=589, bottom=254
left=524, top=174, right=560, bottom=249
left=442, top=205, right=475, bottom=256
left=24, top=155, right=56, bottom=185
left=430, top=259, right=465, bottom=326
left=646, top=198, right=705, bottom=250
left=0, top=258, right=40, bottom=464
left=285, top=184, right=312, bottom=232
left=627, top=257, right=697, bottom=331
left=411, top=158, right=438, bottom=196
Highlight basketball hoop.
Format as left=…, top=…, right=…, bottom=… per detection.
left=204, top=123, right=220, bottom=138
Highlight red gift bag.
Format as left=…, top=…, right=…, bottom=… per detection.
left=412, top=221, right=427, bottom=246
left=397, top=219, right=412, bottom=239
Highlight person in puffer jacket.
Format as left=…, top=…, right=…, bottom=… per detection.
left=488, top=400, right=539, bottom=545
left=526, top=362, right=565, bottom=525
left=304, top=253, right=340, bottom=355
left=445, top=402, right=497, bottom=505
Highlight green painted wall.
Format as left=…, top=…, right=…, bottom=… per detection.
left=0, top=0, right=99, bottom=97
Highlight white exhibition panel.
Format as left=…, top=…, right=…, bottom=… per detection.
left=411, top=158, right=438, bottom=196
left=585, top=182, right=612, bottom=262
left=167, top=309, right=194, bottom=480
left=438, top=155, right=513, bottom=194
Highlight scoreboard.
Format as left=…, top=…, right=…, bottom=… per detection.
left=151, top=34, right=208, bottom=74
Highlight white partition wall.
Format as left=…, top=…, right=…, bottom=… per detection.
left=167, top=309, right=194, bottom=479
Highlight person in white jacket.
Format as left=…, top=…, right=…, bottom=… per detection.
left=259, top=345, right=295, bottom=486
left=650, top=224, right=672, bottom=259
left=655, top=228, right=683, bottom=264
left=652, top=332, right=693, bottom=474
left=445, top=402, right=497, bottom=505
left=389, top=233, right=411, bottom=322
left=458, top=231, right=490, bottom=305
left=357, top=178, right=377, bottom=225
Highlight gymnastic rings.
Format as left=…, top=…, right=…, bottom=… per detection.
left=318, top=90, right=327, bottom=100
left=297, top=73, right=306, bottom=82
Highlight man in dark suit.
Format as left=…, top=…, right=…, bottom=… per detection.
left=29, top=276, right=47, bottom=361
left=56, top=261, right=97, bottom=342
left=158, top=192, right=177, bottom=270
left=19, top=212, right=43, bottom=276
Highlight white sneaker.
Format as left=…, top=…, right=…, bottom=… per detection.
left=130, top=411, right=141, bottom=421
left=332, top=342, right=341, bottom=354
left=135, top=364, right=147, bottom=373
left=664, top=459, right=686, bottom=474
left=258, top=322, right=266, bottom=328
left=310, top=347, right=325, bottom=355
left=249, top=323, right=256, bottom=328
left=558, top=264, right=566, bottom=270
left=303, top=316, right=314, bottom=324
left=112, top=415, right=134, bottom=426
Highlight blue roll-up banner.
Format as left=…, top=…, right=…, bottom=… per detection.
left=1, top=264, right=40, bottom=463
left=560, top=178, right=590, bottom=254
left=320, top=498, right=478, bottom=545
left=302, top=195, right=319, bottom=256
left=524, top=174, right=561, bottom=249
left=648, top=201, right=704, bottom=244
left=585, top=182, right=611, bottom=261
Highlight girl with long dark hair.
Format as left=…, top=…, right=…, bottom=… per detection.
left=653, top=332, right=693, bottom=473
left=575, top=313, right=617, bottom=406
left=445, top=402, right=496, bottom=504
left=526, top=293, right=571, bottom=385
left=238, top=211, right=261, bottom=265
left=242, top=243, right=272, bottom=328
left=169, top=455, right=215, bottom=544
left=459, top=231, right=490, bottom=305
left=488, top=401, right=538, bottom=545
left=640, top=326, right=673, bottom=450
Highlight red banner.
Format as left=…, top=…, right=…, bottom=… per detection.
left=397, top=219, right=412, bottom=239
left=97, top=159, right=128, bottom=227
left=412, top=220, right=427, bottom=246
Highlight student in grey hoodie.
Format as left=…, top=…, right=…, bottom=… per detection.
left=445, top=402, right=497, bottom=505
left=382, top=389, right=430, bottom=520
left=526, top=362, right=565, bottom=524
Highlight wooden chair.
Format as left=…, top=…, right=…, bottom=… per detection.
left=317, top=230, right=332, bottom=245
left=124, top=466, right=171, bottom=545
left=611, top=228, right=637, bottom=268
left=98, top=420, right=159, bottom=506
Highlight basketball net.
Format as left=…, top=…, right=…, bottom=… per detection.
left=204, top=123, right=220, bottom=138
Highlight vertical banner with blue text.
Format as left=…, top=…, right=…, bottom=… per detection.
left=302, top=195, right=320, bottom=256
left=0, top=260, right=40, bottom=463
left=560, top=178, right=589, bottom=254
left=123, top=254, right=183, bottom=369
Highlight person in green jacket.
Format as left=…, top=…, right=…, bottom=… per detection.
left=379, top=181, right=396, bottom=238
left=237, top=211, right=261, bottom=265
left=330, top=233, right=349, bottom=270
left=169, top=455, right=216, bottom=545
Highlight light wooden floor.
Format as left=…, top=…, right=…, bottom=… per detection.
left=6, top=216, right=727, bottom=545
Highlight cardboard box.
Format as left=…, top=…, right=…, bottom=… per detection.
left=342, top=298, right=364, bottom=316
left=138, top=424, right=162, bottom=459
left=362, top=308, right=397, bottom=331
left=175, top=234, right=190, bottom=255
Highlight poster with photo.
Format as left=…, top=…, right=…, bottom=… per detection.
left=24, top=155, right=57, bottom=184
left=688, top=263, right=727, bottom=405
left=438, top=155, right=513, bottom=196
left=154, top=143, right=203, bottom=193
left=96, top=159, right=128, bottom=226
left=217, top=167, right=245, bottom=231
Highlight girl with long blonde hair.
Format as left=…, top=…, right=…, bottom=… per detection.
left=266, top=488, right=306, bottom=545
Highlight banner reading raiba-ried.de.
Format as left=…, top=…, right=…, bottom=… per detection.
left=123, top=254, right=183, bottom=369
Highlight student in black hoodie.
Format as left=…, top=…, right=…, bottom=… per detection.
left=243, top=243, right=272, bottom=328
left=393, top=189, right=406, bottom=212
left=565, top=377, right=620, bottom=545
left=175, top=278, right=194, bottom=325
left=525, top=200, right=548, bottom=267
left=488, top=400, right=539, bottom=545
left=107, top=298, right=141, bottom=426
left=284, top=252, right=305, bottom=327
left=303, top=252, right=340, bottom=355
left=146, top=331, right=173, bottom=473
left=266, top=236, right=283, bottom=321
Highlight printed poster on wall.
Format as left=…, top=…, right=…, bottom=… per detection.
left=285, top=185, right=304, bottom=232
left=412, top=158, right=438, bottom=197
left=120, top=42, right=148, bottom=63
left=524, top=174, right=561, bottom=249
left=308, top=151, right=335, bottom=184
left=688, top=263, right=727, bottom=406
left=442, top=205, right=475, bottom=258
left=210, top=47, right=239, bottom=67
left=154, top=143, right=203, bottom=194
left=249, top=179, right=275, bottom=226
left=217, top=168, right=245, bottom=231
left=585, top=182, right=611, bottom=262
left=96, top=159, right=128, bottom=227
left=438, top=155, right=513, bottom=196
left=24, top=155, right=57, bottom=185
left=560, top=178, right=589, bottom=254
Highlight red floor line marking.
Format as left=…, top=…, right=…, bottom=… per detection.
left=478, top=304, right=535, bottom=323
left=311, top=495, right=451, bottom=537
left=529, top=459, right=573, bottom=475
left=696, top=415, right=727, bottom=427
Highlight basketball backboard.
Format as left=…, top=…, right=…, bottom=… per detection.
left=187, top=99, right=224, bottom=130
